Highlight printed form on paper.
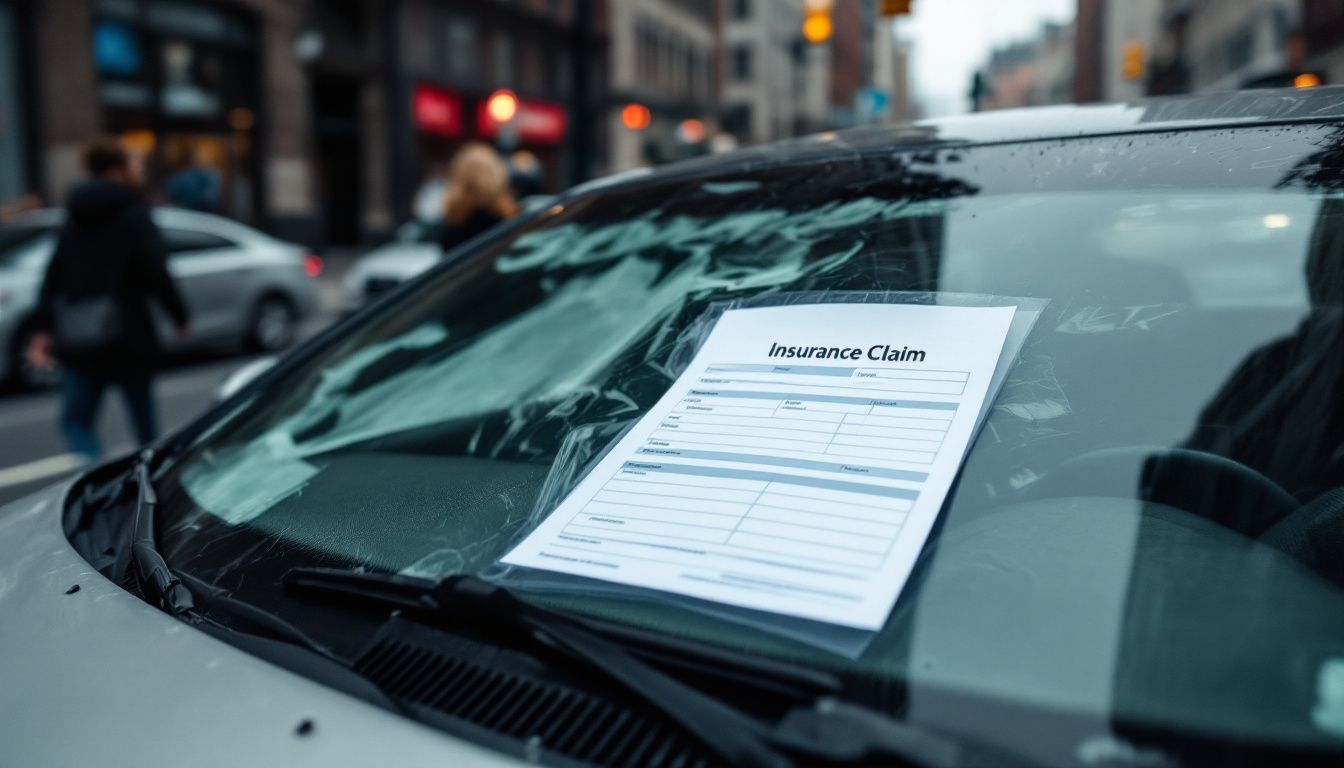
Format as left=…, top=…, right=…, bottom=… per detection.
left=502, top=303, right=1018, bottom=630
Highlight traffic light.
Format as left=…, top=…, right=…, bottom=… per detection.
left=1122, top=40, right=1145, bottom=81
left=803, top=0, right=832, bottom=44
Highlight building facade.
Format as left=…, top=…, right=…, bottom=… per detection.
left=23, top=0, right=328, bottom=241
left=1302, top=0, right=1344, bottom=85
left=1146, top=0, right=1305, bottom=96
left=607, top=0, right=717, bottom=170
left=1102, top=0, right=1163, bottom=101
left=721, top=0, right=829, bottom=145
left=10, top=0, right=608, bottom=245
left=981, top=22, right=1073, bottom=111
left=1180, top=0, right=1298, bottom=91
left=0, top=0, right=36, bottom=208
left=823, top=0, right=907, bottom=126
left=1072, top=0, right=1104, bottom=101
left=5, top=0, right=915, bottom=243
left=388, top=0, right=605, bottom=215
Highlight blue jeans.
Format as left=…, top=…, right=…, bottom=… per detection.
left=60, top=368, right=158, bottom=461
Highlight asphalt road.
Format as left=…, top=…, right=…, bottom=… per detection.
left=0, top=262, right=348, bottom=508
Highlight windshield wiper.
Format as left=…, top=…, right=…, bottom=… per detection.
left=284, top=567, right=962, bottom=768
left=130, top=450, right=195, bottom=616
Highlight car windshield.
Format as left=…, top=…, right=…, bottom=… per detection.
left=158, top=124, right=1344, bottom=758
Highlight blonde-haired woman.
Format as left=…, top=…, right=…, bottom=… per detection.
left=439, top=142, right=519, bottom=254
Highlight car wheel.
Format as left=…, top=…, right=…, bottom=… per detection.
left=9, top=324, right=61, bottom=390
left=247, top=295, right=297, bottom=352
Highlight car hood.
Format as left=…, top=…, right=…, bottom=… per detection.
left=0, top=481, right=522, bottom=767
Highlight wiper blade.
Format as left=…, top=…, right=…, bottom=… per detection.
left=290, top=565, right=838, bottom=698
left=284, top=567, right=962, bottom=768
left=130, top=450, right=194, bottom=616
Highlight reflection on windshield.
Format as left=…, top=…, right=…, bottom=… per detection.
left=180, top=196, right=921, bottom=524
left=1182, top=197, right=1344, bottom=503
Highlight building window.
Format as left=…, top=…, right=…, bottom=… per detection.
left=553, top=48, right=572, bottom=96
left=722, top=103, right=752, bottom=138
left=520, top=38, right=544, bottom=93
left=689, top=49, right=704, bottom=100
left=445, top=16, right=477, bottom=82
left=732, top=0, right=750, bottom=20
left=493, top=31, right=514, bottom=86
left=731, top=45, right=752, bottom=81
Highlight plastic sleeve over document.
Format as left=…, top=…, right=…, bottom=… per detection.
left=501, top=302, right=1018, bottom=630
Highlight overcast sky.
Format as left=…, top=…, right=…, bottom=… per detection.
left=896, top=0, right=1076, bottom=118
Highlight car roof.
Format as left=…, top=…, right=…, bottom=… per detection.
left=571, top=85, right=1344, bottom=197
left=6, top=206, right=280, bottom=246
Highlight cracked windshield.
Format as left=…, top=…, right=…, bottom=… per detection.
left=157, top=126, right=1344, bottom=755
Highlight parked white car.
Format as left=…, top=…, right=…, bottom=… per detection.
left=344, top=197, right=555, bottom=313
left=341, top=220, right=441, bottom=313
left=0, top=207, right=323, bottom=388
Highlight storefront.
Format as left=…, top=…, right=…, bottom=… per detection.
left=91, top=0, right=261, bottom=222
left=0, top=0, right=34, bottom=207
left=411, top=82, right=568, bottom=205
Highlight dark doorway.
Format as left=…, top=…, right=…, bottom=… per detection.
left=312, top=74, right=362, bottom=246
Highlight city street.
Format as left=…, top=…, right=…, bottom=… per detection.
left=0, top=262, right=346, bottom=507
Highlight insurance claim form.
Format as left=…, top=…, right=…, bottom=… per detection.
left=502, top=303, right=1017, bottom=630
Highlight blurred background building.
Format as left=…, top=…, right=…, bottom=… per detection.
left=6, top=0, right=1344, bottom=253
left=0, top=0, right=910, bottom=250
left=968, top=0, right=1344, bottom=117
left=721, top=0, right=828, bottom=144
left=980, top=21, right=1074, bottom=109
left=609, top=0, right=715, bottom=168
left=10, top=0, right=1344, bottom=495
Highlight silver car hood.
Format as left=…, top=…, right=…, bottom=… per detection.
left=0, top=481, right=522, bottom=767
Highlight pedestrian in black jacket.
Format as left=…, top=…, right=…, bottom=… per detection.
left=27, top=140, right=192, bottom=461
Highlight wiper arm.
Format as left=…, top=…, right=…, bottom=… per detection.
left=284, top=567, right=962, bottom=768
left=130, top=450, right=194, bottom=616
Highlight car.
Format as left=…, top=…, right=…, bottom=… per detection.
left=6, top=86, right=1344, bottom=767
left=343, top=197, right=558, bottom=312
left=0, top=207, right=323, bottom=389
left=341, top=219, right=443, bottom=312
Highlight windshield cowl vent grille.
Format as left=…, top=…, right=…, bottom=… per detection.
left=353, top=622, right=717, bottom=768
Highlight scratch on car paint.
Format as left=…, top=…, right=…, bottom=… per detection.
left=993, top=355, right=1072, bottom=422
left=1056, top=304, right=1183, bottom=334
left=998, top=400, right=1071, bottom=421
left=1250, top=155, right=1299, bottom=170
left=1007, top=468, right=1041, bottom=490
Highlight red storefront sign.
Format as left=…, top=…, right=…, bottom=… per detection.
left=412, top=85, right=463, bottom=137
left=476, top=97, right=567, bottom=145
